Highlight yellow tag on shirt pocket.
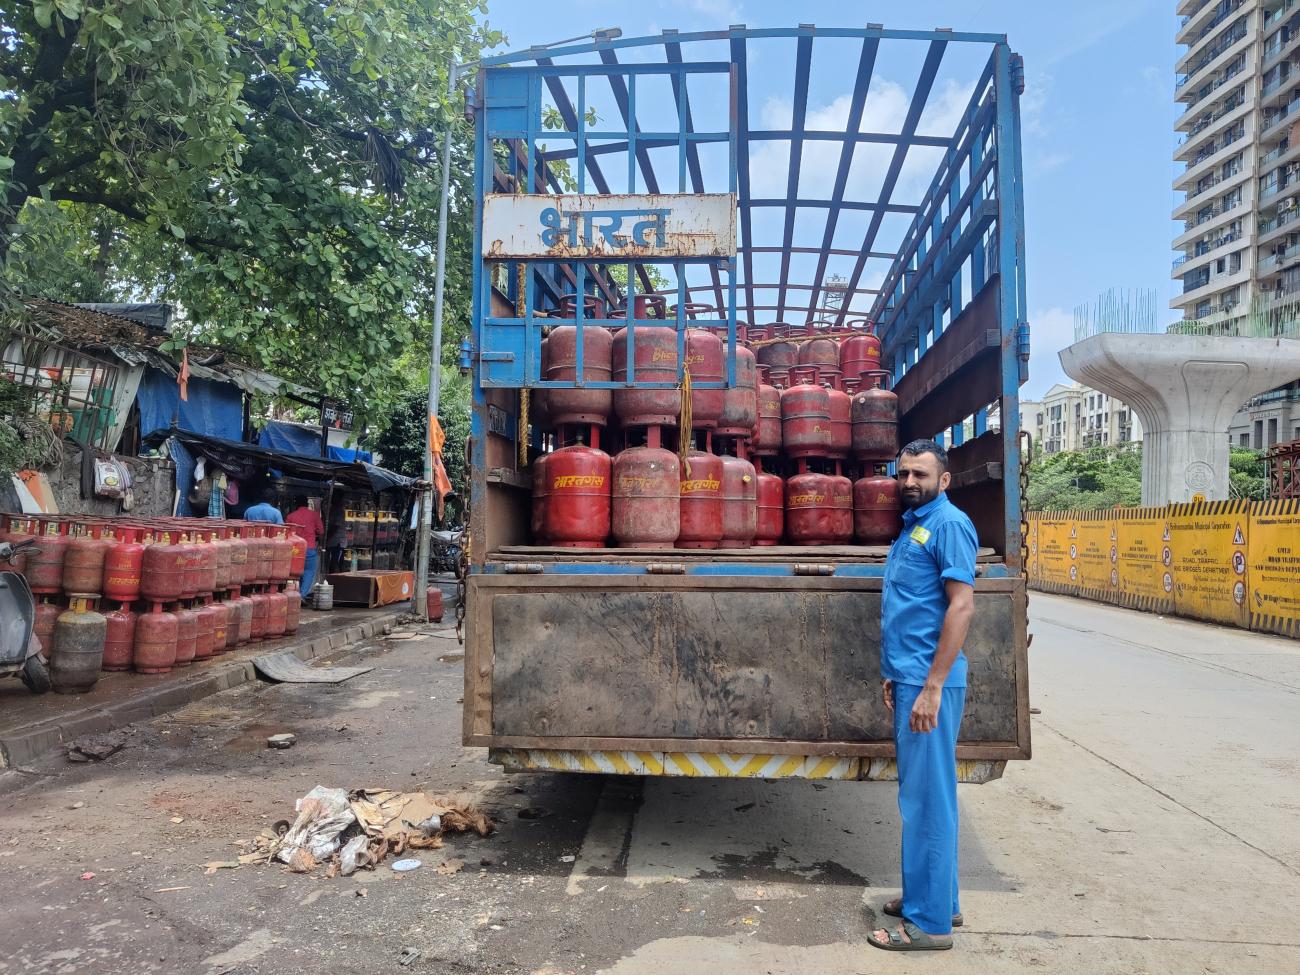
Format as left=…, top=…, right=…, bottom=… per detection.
left=909, top=526, right=931, bottom=545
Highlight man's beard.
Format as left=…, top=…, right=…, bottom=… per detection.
left=900, top=484, right=941, bottom=510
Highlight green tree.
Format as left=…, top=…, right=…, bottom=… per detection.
left=1026, top=443, right=1142, bottom=511
left=1229, top=446, right=1268, bottom=500
left=1, top=0, right=499, bottom=426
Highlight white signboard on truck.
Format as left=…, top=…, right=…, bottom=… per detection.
left=482, top=193, right=736, bottom=260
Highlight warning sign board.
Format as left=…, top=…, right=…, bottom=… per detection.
left=1035, top=514, right=1076, bottom=595
left=1248, top=500, right=1300, bottom=637
left=1074, top=512, right=1114, bottom=600
left=1166, top=500, right=1251, bottom=628
left=1114, top=508, right=1173, bottom=614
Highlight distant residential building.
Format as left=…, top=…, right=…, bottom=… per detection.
left=1227, top=379, right=1300, bottom=446
left=1021, top=383, right=1143, bottom=455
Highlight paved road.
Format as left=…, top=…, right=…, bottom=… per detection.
left=0, top=594, right=1297, bottom=974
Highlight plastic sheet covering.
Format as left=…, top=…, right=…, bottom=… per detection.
left=137, top=367, right=243, bottom=440
left=166, top=437, right=195, bottom=516
left=258, top=421, right=374, bottom=464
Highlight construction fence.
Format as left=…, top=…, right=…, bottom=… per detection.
left=1027, top=500, right=1300, bottom=638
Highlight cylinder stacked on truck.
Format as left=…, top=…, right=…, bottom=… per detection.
left=0, top=512, right=308, bottom=684
left=526, top=307, right=902, bottom=548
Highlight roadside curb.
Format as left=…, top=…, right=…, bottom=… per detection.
left=0, top=610, right=405, bottom=770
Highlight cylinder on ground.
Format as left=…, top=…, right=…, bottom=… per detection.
left=134, top=606, right=177, bottom=673
left=173, top=606, right=198, bottom=665
left=51, top=595, right=106, bottom=694
left=102, top=604, right=136, bottom=671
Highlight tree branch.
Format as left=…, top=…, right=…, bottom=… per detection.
left=34, top=149, right=100, bottom=185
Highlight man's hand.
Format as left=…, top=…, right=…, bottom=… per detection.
left=909, top=684, right=942, bottom=733
left=881, top=679, right=894, bottom=712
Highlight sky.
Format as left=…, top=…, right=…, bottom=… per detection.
left=480, top=0, right=1181, bottom=399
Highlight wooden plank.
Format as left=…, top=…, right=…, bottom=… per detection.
left=485, top=585, right=1022, bottom=744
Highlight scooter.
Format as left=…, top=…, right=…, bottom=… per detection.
left=0, top=540, right=52, bottom=694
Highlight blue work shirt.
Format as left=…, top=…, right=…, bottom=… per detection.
left=243, top=502, right=284, bottom=524
left=881, top=492, right=978, bottom=688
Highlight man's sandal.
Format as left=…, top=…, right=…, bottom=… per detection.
left=883, top=897, right=963, bottom=927
left=867, top=920, right=954, bottom=952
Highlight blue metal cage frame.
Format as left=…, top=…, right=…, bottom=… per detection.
left=467, top=25, right=1028, bottom=567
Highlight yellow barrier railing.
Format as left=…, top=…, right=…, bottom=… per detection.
left=1027, top=500, right=1300, bottom=638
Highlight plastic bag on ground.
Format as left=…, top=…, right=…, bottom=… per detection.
left=276, top=786, right=355, bottom=872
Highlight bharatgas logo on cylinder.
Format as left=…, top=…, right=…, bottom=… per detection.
left=680, top=477, right=721, bottom=494
left=552, top=475, right=606, bottom=489
left=788, top=493, right=827, bottom=506
left=482, top=193, right=737, bottom=260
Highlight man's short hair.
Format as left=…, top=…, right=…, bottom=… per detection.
left=293, top=494, right=310, bottom=509
left=898, top=438, right=949, bottom=472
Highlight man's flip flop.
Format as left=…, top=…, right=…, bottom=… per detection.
left=867, top=920, right=953, bottom=952
left=883, top=897, right=963, bottom=927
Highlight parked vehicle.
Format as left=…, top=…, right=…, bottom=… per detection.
left=0, top=540, right=52, bottom=694
left=458, top=26, right=1030, bottom=784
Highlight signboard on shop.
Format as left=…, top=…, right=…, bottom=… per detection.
left=481, top=193, right=737, bottom=260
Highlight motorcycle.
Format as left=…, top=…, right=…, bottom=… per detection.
left=0, top=540, right=52, bottom=694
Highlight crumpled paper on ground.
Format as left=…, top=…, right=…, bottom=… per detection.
left=275, top=786, right=356, bottom=872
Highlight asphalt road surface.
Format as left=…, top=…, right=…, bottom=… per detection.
left=1, top=593, right=1297, bottom=975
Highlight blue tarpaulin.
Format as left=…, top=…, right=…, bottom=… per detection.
left=258, top=421, right=372, bottom=464
left=137, top=368, right=243, bottom=441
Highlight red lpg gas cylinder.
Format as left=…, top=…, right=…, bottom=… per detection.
left=533, top=334, right=551, bottom=431
left=716, top=328, right=758, bottom=438
left=829, top=465, right=854, bottom=545
left=754, top=463, right=784, bottom=546
left=103, top=526, right=145, bottom=603
left=231, top=594, right=253, bottom=645
left=797, top=328, right=841, bottom=383
left=530, top=452, right=552, bottom=544
left=283, top=587, right=302, bottom=634
left=780, top=366, right=832, bottom=459
left=33, top=597, right=61, bottom=657
left=287, top=530, right=307, bottom=579
left=616, top=294, right=668, bottom=320
left=141, top=531, right=186, bottom=603
left=25, top=520, right=69, bottom=594
left=854, top=467, right=903, bottom=544
left=192, top=602, right=216, bottom=661
left=209, top=599, right=230, bottom=653
left=134, top=605, right=178, bottom=674
left=211, top=527, right=232, bottom=592
left=227, top=530, right=249, bottom=589
left=269, top=529, right=293, bottom=584
left=265, top=589, right=289, bottom=639
left=63, top=525, right=109, bottom=596
left=751, top=367, right=783, bottom=456
left=785, top=463, right=837, bottom=546
left=426, top=586, right=444, bottom=623
left=177, top=533, right=200, bottom=600
left=839, top=320, right=881, bottom=382
left=102, top=603, right=137, bottom=671
left=544, top=325, right=614, bottom=427
left=0, top=514, right=35, bottom=575
left=560, top=293, right=606, bottom=320
left=612, top=326, right=681, bottom=427
left=172, top=605, right=198, bottom=666
left=249, top=591, right=271, bottom=641
left=197, top=530, right=219, bottom=597
left=718, top=454, right=757, bottom=548
left=544, top=441, right=611, bottom=548
left=755, top=322, right=798, bottom=384
left=685, top=328, right=725, bottom=431
left=826, top=376, right=852, bottom=460
left=851, top=370, right=899, bottom=462
left=677, top=450, right=724, bottom=549
left=611, top=428, right=680, bottom=547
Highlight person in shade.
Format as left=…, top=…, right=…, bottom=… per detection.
left=285, top=495, right=325, bottom=603
left=868, top=439, right=977, bottom=954
left=242, top=489, right=284, bottom=524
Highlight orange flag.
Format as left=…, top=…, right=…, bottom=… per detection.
left=429, top=414, right=453, bottom=519
left=178, top=348, right=191, bottom=402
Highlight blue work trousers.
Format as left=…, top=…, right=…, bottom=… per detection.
left=300, top=548, right=318, bottom=601
left=893, top=681, right=966, bottom=936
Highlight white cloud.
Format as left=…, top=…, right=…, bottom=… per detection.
left=1023, top=307, right=1078, bottom=399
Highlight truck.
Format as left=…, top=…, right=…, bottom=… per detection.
left=459, top=25, right=1030, bottom=784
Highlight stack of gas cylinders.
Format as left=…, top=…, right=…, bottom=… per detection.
left=528, top=298, right=903, bottom=548
left=0, top=513, right=307, bottom=687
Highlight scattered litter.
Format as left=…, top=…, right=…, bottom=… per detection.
left=1030, top=707, right=1042, bottom=715
left=203, top=861, right=240, bottom=875
left=1096, top=827, right=1132, bottom=834
left=355, top=888, right=368, bottom=898
left=435, top=858, right=464, bottom=876
left=67, top=735, right=126, bottom=763
left=517, top=806, right=547, bottom=820
left=69, top=801, right=85, bottom=810
left=154, top=886, right=191, bottom=893
left=733, top=802, right=755, bottom=813
left=170, top=817, right=184, bottom=824
left=79, top=872, right=96, bottom=881
left=385, top=632, right=422, bottom=641
left=253, top=651, right=374, bottom=684
left=438, top=652, right=465, bottom=662
left=559, top=855, right=576, bottom=864
left=231, top=787, right=495, bottom=880
left=267, top=734, right=296, bottom=750
left=392, top=858, right=423, bottom=872
left=398, top=947, right=423, bottom=966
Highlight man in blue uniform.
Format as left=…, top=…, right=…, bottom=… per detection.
left=868, top=439, right=977, bottom=953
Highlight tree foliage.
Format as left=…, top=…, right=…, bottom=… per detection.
left=1026, top=443, right=1142, bottom=511
left=1, top=0, right=500, bottom=426
left=1229, top=446, right=1268, bottom=501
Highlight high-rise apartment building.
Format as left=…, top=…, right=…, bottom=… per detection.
left=1172, top=0, right=1300, bottom=327
left=1020, top=384, right=1144, bottom=455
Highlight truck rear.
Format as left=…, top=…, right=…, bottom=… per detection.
left=460, top=26, right=1030, bottom=783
